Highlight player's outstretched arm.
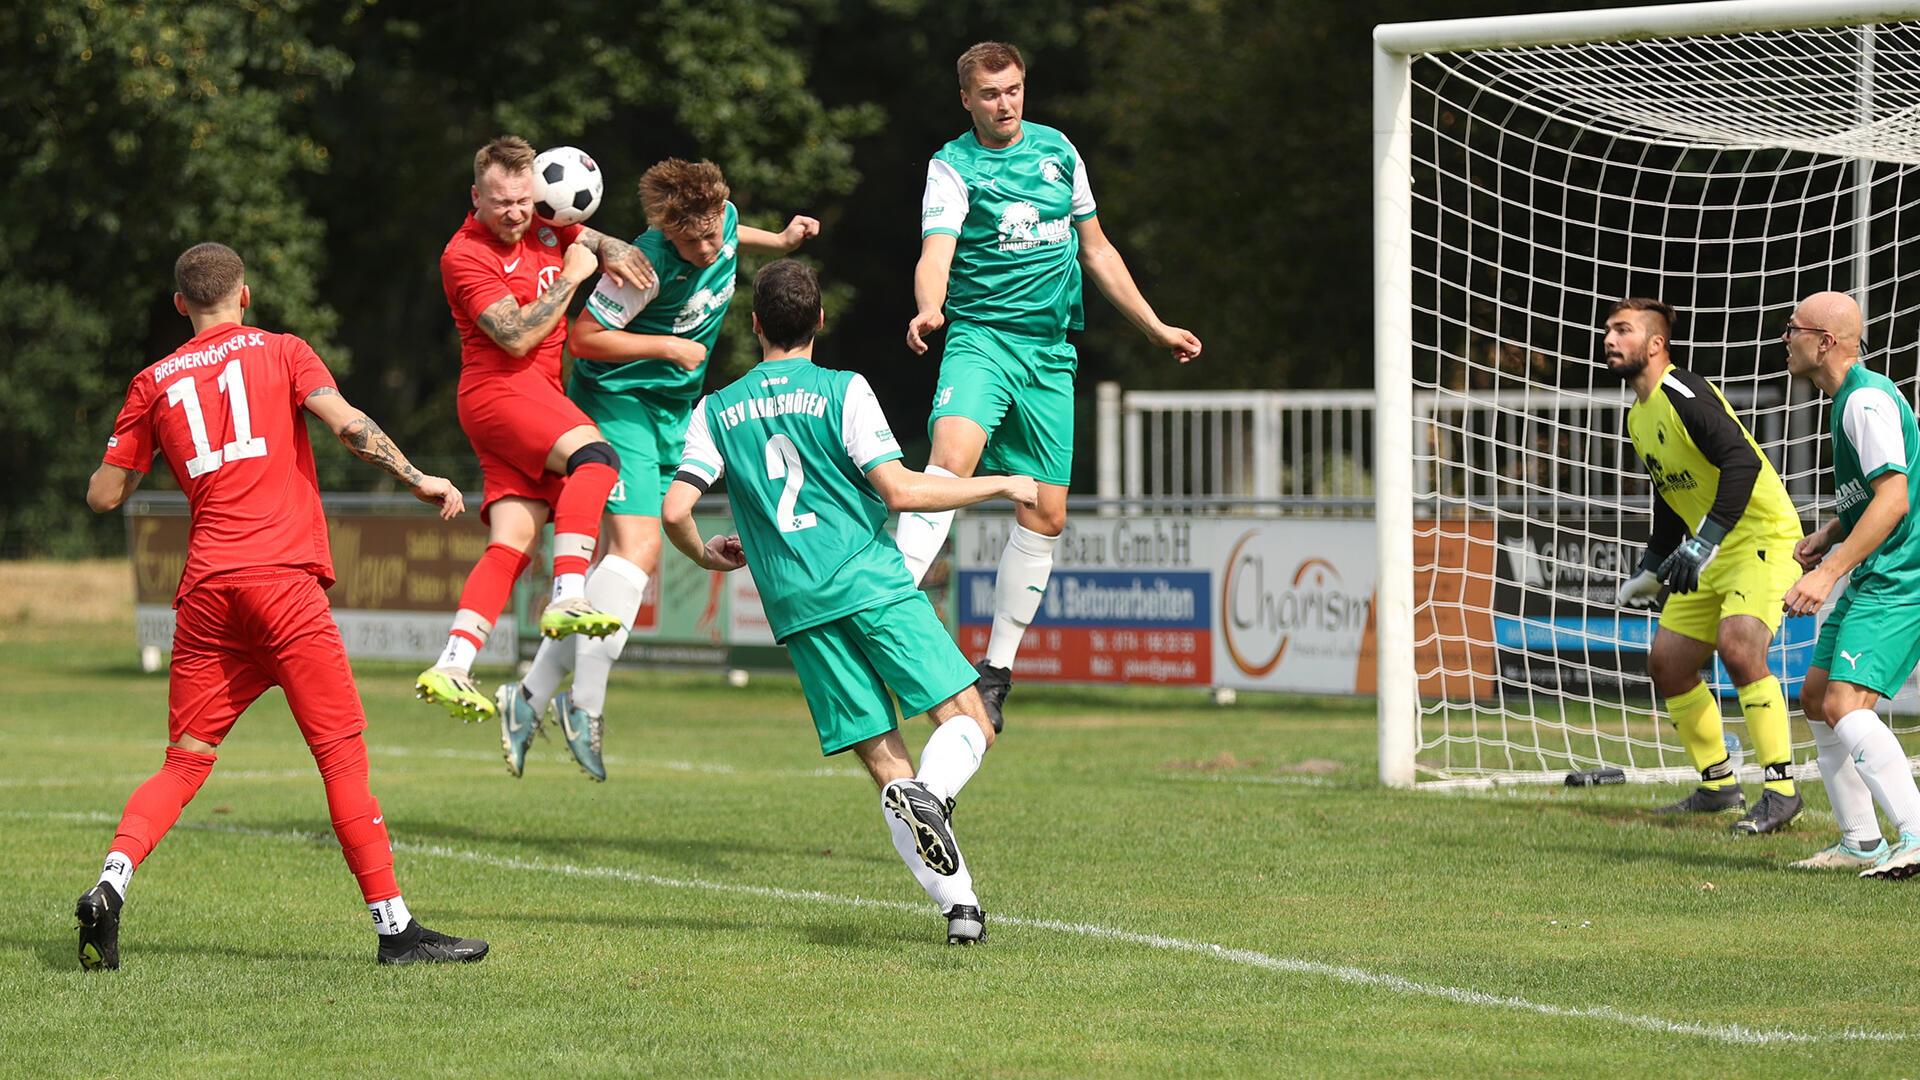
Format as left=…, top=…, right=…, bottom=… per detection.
left=576, top=227, right=657, bottom=291
left=474, top=242, right=599, bottom=358
left=1073, top=217, right=1202, bottom=363
left=738, top=216, right=820, bottom=256
left=86, top=464, right=144, bottom=513
left=866, top=460, right=1037, bottom=513
left=569, top=312, right=706, bottom=371
left=662, top=479, right=745, bottom=571
left=906, top=234, right=957, bottom=355
left=302, top=388, right=464, bottom=521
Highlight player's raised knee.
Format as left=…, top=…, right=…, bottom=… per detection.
left=566, top=440, right=620, bottom=474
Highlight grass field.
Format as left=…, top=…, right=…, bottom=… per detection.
left=4, top=565, right=1919, bottom=1077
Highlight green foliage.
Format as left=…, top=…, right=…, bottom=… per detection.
left=0, top=0, right=349, bottom=554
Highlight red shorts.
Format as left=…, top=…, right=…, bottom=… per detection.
left=168, top=568, right=367, bottom=747
left=458, top=367, right=594, bottom=520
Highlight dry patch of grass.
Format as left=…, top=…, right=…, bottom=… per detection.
left=0, top=559, right=132, bottom=630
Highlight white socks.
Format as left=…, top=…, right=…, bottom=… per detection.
left=98, top=851, right=134, bottom=901
left=985, top=523, right=1059, bottom=669
left=916, top=719, right=986, bottom=805
left=895, top=466, right=959, bottom=586
left=881, top=787, right=977, bottom=913
left=1833, top=709, right=1920, bottom=837
left=369, top=895, right=413, bottom=936
left=435, top=634, right=478, bottom=674
left=525, top=556, right=649, bottom=715
left=1812, top=718, right=1883, bottom=847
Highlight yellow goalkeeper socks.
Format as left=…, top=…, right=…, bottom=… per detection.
left=1738, top=675, right=1796, bottom=797
left=1667, top=681, right=1736, bottom=789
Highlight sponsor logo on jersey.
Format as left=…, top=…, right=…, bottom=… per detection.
left=538, top=226, right=558, bottom=247
left=1643, top=453, right=1698, bottom=494
left=923, top=203, right=945, bottom=220
left=996, top=200, right=1070, bottom=252
left=1836, top=477, right=1869, bottom=514
left=674, top=279, right=736, bottom=335
left=538, top=265, right=561, bottom=290
left=503, top=257, right=522, bottom=274
left=107, top=436, right=118, bottom=448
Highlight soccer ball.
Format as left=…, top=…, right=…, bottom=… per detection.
left=532, top=146, right=603, bottom=227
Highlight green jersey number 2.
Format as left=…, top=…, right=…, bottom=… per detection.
left=764, top=434, right=818, bottom=534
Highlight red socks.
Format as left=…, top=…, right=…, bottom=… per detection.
left=451, top=543, right=533, bottom=645
left=110, top=746, right=217, bottom=867
left=551, top=462, right=618, bottom=578
left=311, top=733, right=398, bottom=904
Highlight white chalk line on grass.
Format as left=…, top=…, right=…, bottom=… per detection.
left=6, top=809, right=1906, bottom=1047
left=368, top=744, right=860, bottom=779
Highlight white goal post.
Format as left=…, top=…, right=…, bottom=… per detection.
left=1374, top=1, right=1920, bottom=787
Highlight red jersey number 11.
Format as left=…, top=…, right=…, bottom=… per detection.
left=163, top=359, right=269, bottom=478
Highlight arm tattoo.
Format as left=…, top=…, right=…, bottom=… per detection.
left=304, top=386, right=339, bottom=401
left=338, top=414, right=424, bottom=487
left=476, top=275, right=574, bottom=351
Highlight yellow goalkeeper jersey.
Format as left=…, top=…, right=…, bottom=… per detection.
left=1626, top=367, right=1803, bottom=553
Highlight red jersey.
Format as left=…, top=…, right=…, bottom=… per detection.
left=104, top=322, right=337, bottom=604
left=439, top=214, right=583, bottom=385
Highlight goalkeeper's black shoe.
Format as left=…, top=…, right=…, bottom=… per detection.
left=76, top=882, right=122, bottom=971
left=1654, top=785, right=1746, bottom=815
left=376, top=922, right=489, bottom=965
left=1732, top=789, right=1803, bottom=835
left=974, top=660, right=1012, bottom=735
left=945, top=904, right=987, bottom=946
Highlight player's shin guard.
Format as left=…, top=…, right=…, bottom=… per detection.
left=1811, top=718, right=1882, bottom=847
left=1666, top=681, right=1734, bottom=789
left=1738, top=676, right=1795, bottom=796
left=985, top=523, right=1059, bottom=669
left=310, top=733, right=398, bottom=904
left=1832, top=709, right=1920, bottom=836
left=551, top=444, right=621, bottom=599
left=109, top=745, right=217, bottom=869
left=916, top=717, right=988, bottom=805
left=441, top=544, right=533, bottom=670
left=881, top=793, right=977, bottom=913
left=895, top=467, right=958, bottom=586
left=569, top=555, right=648, bottom=717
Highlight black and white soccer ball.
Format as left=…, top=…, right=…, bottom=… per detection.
left=532, top=146, right=603, bottom=227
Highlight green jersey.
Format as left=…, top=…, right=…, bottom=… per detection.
left=677, top=357, right=916, bottom=640
left=921, top=121, right=1097, bottom=340
left=1830, top=362, right=1920, bottom=600
left=575, top=200, right=740, bottom=401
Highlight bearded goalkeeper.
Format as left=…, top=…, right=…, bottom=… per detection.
left=1609, top=298, right=1805, bottom=834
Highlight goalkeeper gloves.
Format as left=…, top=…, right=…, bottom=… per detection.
left=1657, top=520, right=1729, bottom=594
left=1617, top=565, right=1663, bottom=607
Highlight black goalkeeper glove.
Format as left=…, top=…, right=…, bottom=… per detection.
left=1658, top=519, right=1730, bottom=594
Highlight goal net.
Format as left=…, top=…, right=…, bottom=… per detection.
left=1374, top=4, right=1920, bottom=786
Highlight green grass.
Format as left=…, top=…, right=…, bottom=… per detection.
left=4, top=620, right=1919, bottom=1077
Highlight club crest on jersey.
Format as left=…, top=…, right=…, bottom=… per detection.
left=538, top=226, right=559, bottom=247
left=1039, top=157, right=1065, bottom=184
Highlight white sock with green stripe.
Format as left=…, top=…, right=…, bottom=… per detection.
left=1812, top=718, right=1882, bottom=848
left=985, top=524, right=1058, bottom=669
left=895, top=468, right=958, bottom=586
left=916, top=717, right=987, bottom=804
left=1833, top=709, right=1920, bottom=837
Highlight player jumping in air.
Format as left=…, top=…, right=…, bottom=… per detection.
left=664, top=260, right=1038, bottom=943
left=1608, top=298, right=1805, bottom=833
left=498, top=158, right=820, bottom=781
left=896, top=41, right=1201, bottom=732
left=1779, top=291, right=1920, bottom=877
left=416, top=135, right=659, bottom=722
left=78, top=243, right=486, bottom=968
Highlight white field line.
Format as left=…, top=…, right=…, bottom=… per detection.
left=9, top=809, right=1907, bottom=1047
left=367, top=744, right=861, bottom=778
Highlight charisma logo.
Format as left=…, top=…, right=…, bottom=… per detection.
left=1221, top=530, right=1371, bottom=678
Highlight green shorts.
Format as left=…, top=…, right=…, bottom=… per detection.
left=1810, top=586, right=1920, bottom=698
left=929, top=319, right=1078, bottom=487
left=783, top=593, right=978, bottom=756
left=567, top=377, right=692, bottom=518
